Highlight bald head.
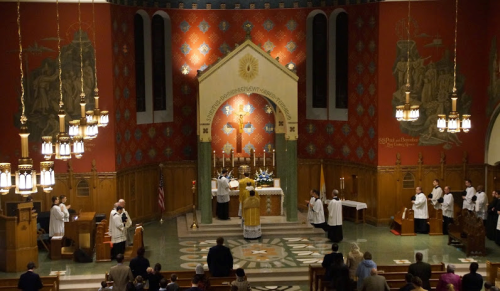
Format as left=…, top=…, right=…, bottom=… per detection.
left=118, top=199, right=126, bottom=207
left=370, top=268, right=378, bottom=276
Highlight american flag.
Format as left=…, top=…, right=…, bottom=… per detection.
left=158, top=170, right=165, bottom=212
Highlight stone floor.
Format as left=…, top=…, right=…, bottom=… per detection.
left=2, top=211, right=500, bottom=290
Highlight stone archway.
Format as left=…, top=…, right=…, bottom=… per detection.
left=197, top=38, right=299, bottom=223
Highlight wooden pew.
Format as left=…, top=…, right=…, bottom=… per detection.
left=428, top=207, right=443, bottom=236
left=391, top=207, right=416, bottom=236
left=95, top=220, right=112, bottom=262
left=0, top=275, right=59, bottom=291
left=106, top=269, right=236, bottom=285
left=448, top=209, right=486, bottom=256
left=124, top=224, right=144, bottom=261
left=309, top=263, right=445, bottom=291
left=486, top=260, right=500, bottom=286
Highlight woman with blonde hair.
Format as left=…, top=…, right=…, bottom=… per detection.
left=446, top=283, right=455, bottom=291
left=347, top=243, right=363, bottom=279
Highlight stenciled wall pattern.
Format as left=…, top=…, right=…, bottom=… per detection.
left=112, top=3, right=380, bottom=170
left=211, top=93, right=275, bottom=157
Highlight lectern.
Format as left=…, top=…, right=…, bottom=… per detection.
left=51, top=211, right=96, bottom=260
left=0, top=202, right=38, bottom=272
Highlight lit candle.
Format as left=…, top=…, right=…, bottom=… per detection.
left=231, top=149, right=234, bottom=167
left=253, top=150, right=256, bottom=167
left=263, top=150, right=266, bottom=167
left=273, top=149, right=275, bottom=166
left=222, top=151, right=225, bottom=167
left=213, top=150, right=216, bottom=168
left=192, top=180, right=196, bottom=185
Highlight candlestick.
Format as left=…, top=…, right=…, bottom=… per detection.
left=253, top=150, right=256, bottom=167
left=263, top=150, right=266, bottom=167
left=273, top=149, right=275, bottom=167
left=340, top=177, right=345, bottom=190
left=231, top=149, right=234, bottom=167
left=222, top=151, right=225, bottom=168
left=213, top=150, right=216, bottom=168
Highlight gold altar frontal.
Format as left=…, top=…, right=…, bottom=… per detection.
left=211, top=187, right=284, bottom=216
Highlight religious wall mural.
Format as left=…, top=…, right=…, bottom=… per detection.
left=391, top=18, right=471, bottom=149
left=487, top=37, right=500, bottom=116
left=14, top=29, right=95, bottom=142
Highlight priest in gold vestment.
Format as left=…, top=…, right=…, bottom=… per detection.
left=243, top=190, right=261, bottom=239
left=238, top=172, right=255, bottom=217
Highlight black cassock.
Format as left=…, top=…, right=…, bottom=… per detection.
left=487, top=197, right=498, bottom=240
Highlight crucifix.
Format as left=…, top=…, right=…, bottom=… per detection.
left=234, top=104, right=249, bottom=153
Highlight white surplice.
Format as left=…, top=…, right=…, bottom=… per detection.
left=217, top=176, right=230, bottom=203
left=110, top=212, right=126, bottom=244
left=49, top=204, right=65, bottom=237
left=307, top=197, right=315, bottom=223
left=60, top=203, right=70, bottom=222
left=412, top=193, right=428, bottom=219
left=311, top=198, right=325, bottom=224
left=463, top=186, right=476, bottom=211
left=327, top=199, right=343, bottom=226
left=441, top=193, right=454, bottom=218
left=429, top=186, right=443, bottom=210
left=475, top=191, right=487, bottom=220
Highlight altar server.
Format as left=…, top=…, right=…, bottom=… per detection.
left=440, top=186, right=454, bottom=235
left=475, top=185, right=487, bottom=226
left=428, top=179, right=443, bottom=210
left=310, top=189, right=325, bottom=228
left=327, top=190, right=343, bottom=242
left=111, top=206, right=127, bottom=259
left=305, top=190, right=315, bottom=224
left=49, top=196, right=65, bottom=237
left=462, top=179, right=476, bottom=211
left=59, top=195, right=71, bottom=222
left=412, top=187, right=428, bottom=234
left=216, top=169, right=231, bottom=220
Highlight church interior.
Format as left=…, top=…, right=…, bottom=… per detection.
left=1, top=0, right=500, bottom=289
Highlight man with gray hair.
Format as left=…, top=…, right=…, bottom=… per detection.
left=360, top=268, right=390, bottom=291
left=435, top=264, right=461, bottom=291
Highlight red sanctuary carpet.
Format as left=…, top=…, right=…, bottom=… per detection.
left=390, top=229, right=401, bottom=236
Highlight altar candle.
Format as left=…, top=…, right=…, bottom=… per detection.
left=213, top=150, right=216, bottom=168
left=222, top=151, right=225, bottom=167
left=253, top=150, right=256, bottom=166
left=263, top=150, right=266, bottom=167
left=231, top=150, right=234, bottom=167
left=273, top=149, right=275, bottom=166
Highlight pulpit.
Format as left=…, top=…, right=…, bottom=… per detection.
left=51, top=211, right=96, bottom=260
left=0, top=202, right=38, bottom=272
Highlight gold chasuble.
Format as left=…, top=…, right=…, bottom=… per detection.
left=238, top=177, right=256, bottom=203
left=243, top=196, right=261, bottom=226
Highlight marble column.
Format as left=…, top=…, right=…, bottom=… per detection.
left=285, top=139, right=298, bottom=222
left=198, top=140, right=213, bottom=224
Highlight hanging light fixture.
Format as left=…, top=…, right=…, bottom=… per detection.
left=70, top=0, right=98, bottom=140
left=90, top=0, right=109, bottom=128
left=437, top=0, right=471, bottom=133
left=395, top=0, right=419, bottom=122
left=41, top=0, right=85, bottom=161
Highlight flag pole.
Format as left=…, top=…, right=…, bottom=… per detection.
left=159, top=163, right=164, bottom=224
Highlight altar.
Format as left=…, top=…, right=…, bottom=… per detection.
left=211, top=187, right=284, bottom=216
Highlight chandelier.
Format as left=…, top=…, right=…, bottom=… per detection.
left=436, top=0, right=471, bottom=133
left=1, top=0, right=55, bottom=195
left=69, top=0, right=99, bottom=140
left=42, top=0, right=85, bottom=161
left=395, top=0, right=419, bottom=122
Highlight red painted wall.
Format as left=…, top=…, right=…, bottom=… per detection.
left=0, top=3, right=115, bottom=173
left=377, top=0, right=488, bottom=166
left=211, top=94, right=275, bottom=158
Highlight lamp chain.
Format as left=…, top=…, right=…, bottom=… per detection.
left=17, top=0, right=26, bottom=125
left=79, top=0, right=84, bottom=94
left=406, top=0, right=411, bottom=88
left=57, top=0, right=63, bottom=108
left=92, top=0, right=98, bottom=89
left=452, top=0, right=458, bottom=93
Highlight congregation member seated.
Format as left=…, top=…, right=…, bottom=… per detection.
left=166, top=274, right=179, bottom=291
left=360, top=268, right=390, bottom=291
left=230, top=268, right=251, bottom=291
left=134, top=276, right=144, bottom=291
left=356, top=252, right=377, bottom=291
left=436, top=264, right=461, bottom=291
left=158, top=279, right=168, bottom=291
left=98, top=281, right=112, bottom=291
left=147, top=264, right=164, bottom=291
left=18, top=262, right=43, bottom=291
left=399, top=273, right=414, bottom=291
left=411, top=277, right=426, bottom=291
left=462, top=262, right=483, bottom=291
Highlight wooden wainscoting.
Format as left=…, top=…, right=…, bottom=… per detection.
left=116, top=161, right=197, bottom=222
left=297, top=159, right=378, bottom=224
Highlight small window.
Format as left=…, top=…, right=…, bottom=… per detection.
left=335, top=12, right=348, bottom=109
left=76, top=180, right=90, bottom=197
left=312, top=13, right=328, bottom=109
left=152, top=14, right=166, bottom=111
left=402, top=172, right=415, bottom=189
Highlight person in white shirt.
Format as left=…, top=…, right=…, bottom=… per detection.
left=475, top=185, right=487, bottom=225
left=49, top=196, right=65, bottom=237
left=305, top=190, right=315, bottom=225
left=440, top=186, right=454, bottom=235
left=216, top=169, right=231, bottom=220
left=412, top=187, right=428, bottom=234
left=59, top=195, right=71, bottom=223
left=309, top=189, right=325, bottom=228
left=117, top=199, right=133, bottom=245
left=111, top=206, right=127, bottom=260
left=428, top=179, right=443, bottom=210
left=462, top=179, right=476, bottom=211
left=327, top=189, right=343, bottom=242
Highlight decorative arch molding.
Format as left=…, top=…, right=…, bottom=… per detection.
left=485, top=102, right=500, bottom=165
left=197, top=39, right=299, bottom=142
left=134, top=9, right=153, bottom=125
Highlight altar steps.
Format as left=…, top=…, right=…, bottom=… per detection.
left=177, top=211, right=324, bottom=238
